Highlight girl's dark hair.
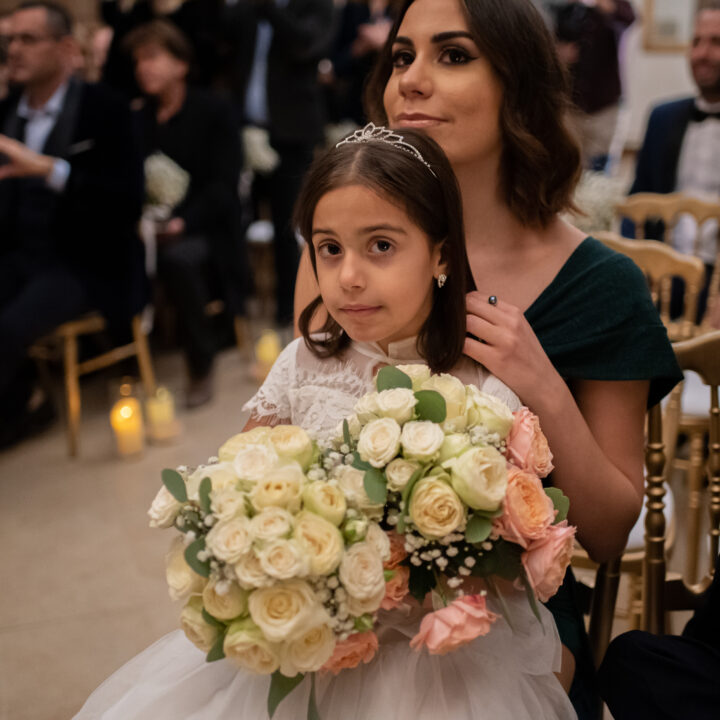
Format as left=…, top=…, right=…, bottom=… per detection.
left=365, top=0, right=581, bottom=229
left=295, top=128, right=474, bottom=373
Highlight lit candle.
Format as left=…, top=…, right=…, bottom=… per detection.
left=146, top=387, right=179, bottom=443
left=253, top=330, right=282, bottom=382
left=110, top=396, right=144, bottom=456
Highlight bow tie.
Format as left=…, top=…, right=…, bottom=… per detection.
left=691, top=105, right=720, bottom=122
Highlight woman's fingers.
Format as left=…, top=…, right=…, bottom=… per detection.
left=465, top=313, right=505, bottom=346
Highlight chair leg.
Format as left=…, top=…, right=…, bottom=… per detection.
left=234, top=316, right=251, bottom=358
left=588, top=556, right=621, bottom=670
left=63, top=333, right=81, bottom=457
left=685, top=429, right=706, bottom=584
left=132, top=315, right=157, bottom=397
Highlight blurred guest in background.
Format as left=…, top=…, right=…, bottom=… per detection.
left=0, top=1, right=145, bottom=448
left=0, top=12, right=12, bottom=99
left=126, top=19, right=247, bottom=408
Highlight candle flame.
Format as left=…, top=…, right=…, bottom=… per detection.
left=120, top=405, right=133, bottom=419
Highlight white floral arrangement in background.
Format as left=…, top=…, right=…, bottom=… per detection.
left=565, top=170, right=627, bottom=234
left=144, top=151, right=190, bottom=211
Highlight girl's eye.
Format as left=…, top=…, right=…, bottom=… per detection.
left=317, top=241, right=342, bottom=258
left=391, top=48, right=414, bottom=68
left=440, top=46, right=474, bottom=65
left=370, top=239, right=394, bottom=254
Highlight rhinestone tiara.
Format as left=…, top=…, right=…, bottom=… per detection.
left=335, top=123, right=438, bottom=178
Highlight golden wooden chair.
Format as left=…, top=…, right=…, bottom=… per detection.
left=29, top=313, right=156, bottom=457
left=643, top=330, right=720, bottom=634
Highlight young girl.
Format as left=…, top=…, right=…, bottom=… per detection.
left=74, top=127, right=576, bottom=719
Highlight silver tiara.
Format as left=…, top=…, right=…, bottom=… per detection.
left=335, top=123, right=438, bottom=178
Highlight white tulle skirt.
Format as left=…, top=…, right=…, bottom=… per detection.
left=74, top=593, right=576, bottom=720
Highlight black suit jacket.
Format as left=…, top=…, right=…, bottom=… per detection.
left=224, top=0, right=334, bottom=146
left=0, top=78, right=146, bottom=323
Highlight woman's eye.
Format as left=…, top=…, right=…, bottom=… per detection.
left=440, top=46, right=473, bottom=65
left=391, top=49, right=414, bottom=67
left=317, top=242, right=341, bottom=258
left=370, top=239, right=393, bottom=254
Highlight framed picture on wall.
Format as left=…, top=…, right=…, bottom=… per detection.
left=644, top=0, right=695, bottom=52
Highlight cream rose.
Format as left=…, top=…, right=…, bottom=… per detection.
left=249, top=462, right=305, bottom=513
left=400, top=421, right=445, bottom=463
left=346, top=585, right=386, bottom=616
left=270, top=425, right=314, bottom=471
left=257, top=538, right=310, bottom=580
left=165, top=540, right=205, bottom=601
left=339, top=541, right=386, bottom=603
left=302, top=482, right=347, bottom=526
left=180, top=596, right=218, bottom=652
left=375, top=388, right=417, bottom=424
left=447, top=446, right=507, bottom=512
left=218, top=427, right=272, bottom=462
left=206, top=516, right=252, bottom=564
left=365, top=523, right=391, bottom=563
left=280, top=623, right=336, bottom=676
left=385, top=458, right=421, bottom=492
left=249, top=506, right=294, bottom=542
left=437, top=433, right=472, bottom=464
left=234, top=551, right=273, bottom=590
left=465, top=386, right=514, bottom=438
left=357, top=417, right=401, bottom=468
left=210, top=487, right=247, bottom=523
left=248, top=579, right=329, bottom=642
left=421, top=373, right=468, bottom=432
left=202, top=577, right=248, bottom=620
left=333, top=465, right=384, bottom=519
left=224, top=617, right=281, bottom=674
left=395, top=363, right=431, bottom=391
left=293, top=511, right=344, bottom=575
left=148, top=485, right=182, bottom=528
left=354, top=392, right=380, bottom=424
left=187, top=462, right=238, bottom=500
left=233, top=444, right=280, bottom=484
left=409, top=477, right=466, bottom=538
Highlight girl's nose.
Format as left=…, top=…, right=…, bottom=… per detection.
left=338, top=253, right=365, bottom=290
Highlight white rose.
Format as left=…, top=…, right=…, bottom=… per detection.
left=233, top=444, right=280, bottom=484
left=224, top=617, right=281, bottom=674
left=409, top=477, right=466, bottom=538
left=234, top=551, right=273, bottom=590
left=354, top=392, right=380, bottom=424
left=339, top=541, right=386, bottom=602
left=421, top=373, right=468, bottom=432
left=446, top=445, right=507, bottom=512
left=249, top=507, right=294, bottom=542
left=187, top=462, right=238, bottom=500
left=400, top=421, right=445, bottom=463
left=465, top=386, right=514, bottom=438
left=385, top=458, right=421, bottom=492
left=333, top=465, right=384, bottom=519
left=248, top=579, right=329, bottom=642
left=375, top=388, right=417, bottom=424
left=180, top=597, right=218, bottom=652
left=357, top=417, right=401, bottom=468
left=293, top=511, right=344, bottom=575
left=165, top=540, right=205, bottom=601
left=148, top=485, right=181, bottom=528
left=302, top=482, right=347, bottom=526
left=395, top=363, right=431, bottom=391
left=250, top=462, right=305, bottom=513
left=210, top=487, right=247, bottom=523
left=206, top=516, right=252, bottom=564
left=365, top=523, right=391, bottom=563
left=346, top=585, right=386, bottom=616
left=270, top=425, right=314, bottom=471
left=257, top=539, right=310, bottom=580
left=437, top=433, right=472, bottom=464
left=218, top=427, right=273, bottom=462
left=202, top=577, right=248, bottom=620
left=280, top=623, right=336, bottom=676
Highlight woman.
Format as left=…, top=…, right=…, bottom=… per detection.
left=294, top=0, right=682, bottom=716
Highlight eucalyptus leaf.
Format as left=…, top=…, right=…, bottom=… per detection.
left=342, top=419, right=352, bottom=448
left=202, top=608, right=226, bottom=629
left=473, top=506, right=505, bottom=520
left=397, top=466, right=426, bottom=533
left=352, top=452, right=373, bottom=472
left=363, top=468, right=387, bottom=504
left=308, top=673, right=321, bottom=720
left=413, top=390, right=447, bottom=423
left=545, top=487, right=570, bottom=524
left=466, top=514, right=492, bottom=544
left=268, top=672, right=305, bottom=718
left=198, top=476, right=212, bottom=515
left=161, top=468, right=187, bottom=502
left=206, top=629, right=226, bottom=662
left=383, top=569, right=396, bottom=582
left=184, top=537, right=211, bottom=578
left=376, top=366, right=412, bottom=391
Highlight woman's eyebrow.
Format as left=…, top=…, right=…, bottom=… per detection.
left=393, top=31, right=475, bottom=46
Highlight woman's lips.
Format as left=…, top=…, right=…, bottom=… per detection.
left=395, top=113, right=446, bottom=128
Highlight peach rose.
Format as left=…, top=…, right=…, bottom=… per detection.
left=522, top=521, right=576, bottom=602
left=380, top=566, right=410, bottom=610
left=506, top=408, right=554, bottom=478
left=321, top=631, right=379, bottom=675
left=494, top=466, right=555, bottom=548
left=385, top=530, right=408, bottom=570
left=409, top=594, right=498, bottom=655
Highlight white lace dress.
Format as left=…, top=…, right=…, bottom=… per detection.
left=74, top=338, right=577, bottom=720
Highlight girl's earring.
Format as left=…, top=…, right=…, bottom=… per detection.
left=437, top=273, right=447, bottom=289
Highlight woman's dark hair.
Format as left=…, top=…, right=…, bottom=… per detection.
left=295, top=127, right=474, bottom=373
left=365, top=0, right=581, bottom=229
left=123, top=19, right=194, bottom=68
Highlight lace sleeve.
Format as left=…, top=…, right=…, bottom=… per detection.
left=242, top=339, right=299, bottom=422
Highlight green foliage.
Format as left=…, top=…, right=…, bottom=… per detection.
left=397, top=465, right=426, bottom=533
left=413, top=390, right=447, bottom=423
left=470, top=540, right=523, bottom=581
left=308, top=674, right=320, bottom=720
left=342, top=419, right=352, bottom=448
left=545, top=487, right=570, bottom=524
left=363, top=468, right=388, bottom=504
left=268, top=671, right=305, bottom=718
left=351, top=452, right=373, bottom=472
left=408, top=562, right=436, bottom=603
left=202, top=608, right=226, bottom=629
left=376, top=366, right=412, bottom=391
left=184, top=537, right=211, bottom=578
left=466, top=514, right=492, bottom=544
left=161, top=468, right=187, bottom=502
left=198, top=476, right=212, bottom=515
left=206, top=630, right=226, bottom=662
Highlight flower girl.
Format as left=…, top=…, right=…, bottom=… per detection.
left=74, top=126, right=576, bottom=719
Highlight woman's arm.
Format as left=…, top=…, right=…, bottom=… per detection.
left=293, top=245, right=325, bottom=338
left=464, top=294, right=646, bottom=562
left=242, top=414, right=288, bottom=432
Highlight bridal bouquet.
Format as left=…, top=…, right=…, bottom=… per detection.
left=148, top=425, right=390, bottom=718
left=330, top=364, right=575, bottom=656
left=144, top=151, right=190, bottom=213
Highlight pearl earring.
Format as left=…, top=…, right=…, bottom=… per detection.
left=437, top=273, right=447, bottom=288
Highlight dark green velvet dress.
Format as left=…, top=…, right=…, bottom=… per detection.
left=524, top=237, right=683, bottom=719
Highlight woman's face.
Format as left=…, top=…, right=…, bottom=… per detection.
left=382, top=0, right=503, bottom=170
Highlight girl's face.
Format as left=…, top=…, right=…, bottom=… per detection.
left=312, top=184, right=444, bottom=352
left=382, top=0, right=503, bottom=170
